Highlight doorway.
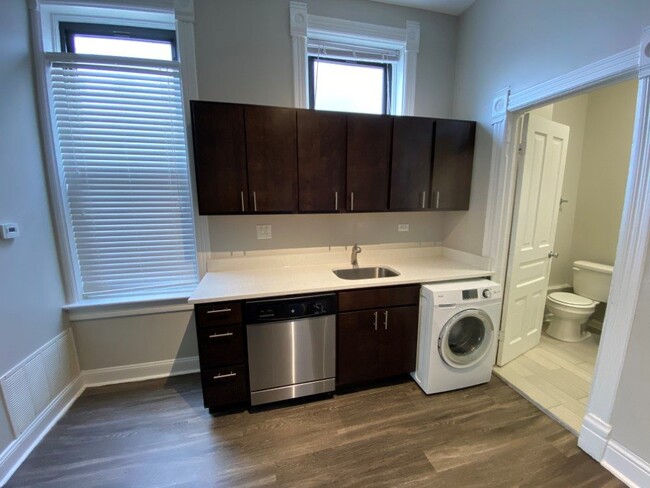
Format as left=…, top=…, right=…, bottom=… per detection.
left=494, top=79, right=639, bottom=434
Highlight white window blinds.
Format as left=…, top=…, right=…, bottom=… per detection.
left=307, top=40, right=400, bottom=63
left=47, top=54, right=198, bottom=300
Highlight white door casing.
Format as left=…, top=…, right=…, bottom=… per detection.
left=497, top=113, right=570, bottom=366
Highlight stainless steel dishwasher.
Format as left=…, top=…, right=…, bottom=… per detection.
left=244, top=293, right=336, bottom=406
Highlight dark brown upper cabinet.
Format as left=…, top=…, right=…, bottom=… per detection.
left=389, top=116, right=434, bottom=211
left=430, top=120, right=476, bottom=211
left=245, top=106, right=298, bottom=213
left=297, top=110, right=347, bottom=212
left=346, top=114, right=392, bottom=212
left=190, top=101, right=248, bottom=214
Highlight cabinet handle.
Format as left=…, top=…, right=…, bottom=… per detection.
left=240, top=191, right=245, bottom=212
left=373, top=311, right=378, bottom=331
left=435, top=191, right=440, bottom=209
left=206, top=308, right=232, bottom=314
left=350, top=192, right=354, bottom=211
left=335, top=191, right=338, bottom=211
left=253, top=191, right=257, bottom=212
left=421, top=191, right=427, bottom=209
left=213, top=372, right=236, bottom=380
left=209, top=332, right=234, bottom=339
left=384, top=310, right=388, bottom=330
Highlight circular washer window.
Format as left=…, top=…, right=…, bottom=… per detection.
left=438, top=309, right=494, bottom=369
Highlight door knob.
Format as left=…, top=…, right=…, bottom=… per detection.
left=548, top=251, right=559, bottom=258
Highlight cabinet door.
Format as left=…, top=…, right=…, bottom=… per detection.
left=337, top=310, right=381, bottom=386
left=431, top=120, right=476, bottom=210
left=191, top=102, right=248, bottom=214
left=389, top=117, right=434, bottom=210
left=245, top=106, right=298, bottom=212
left=297, top=110, right=347, bottom=212
left=378, top=306, right=419, bottom=378
left=346, top=114, right=392, bottom=212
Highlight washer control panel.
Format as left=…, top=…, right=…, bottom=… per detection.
left=430, top=281, right=502, bottom=306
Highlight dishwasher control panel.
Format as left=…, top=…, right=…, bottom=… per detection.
left=244, top=293, right=337, bottom=324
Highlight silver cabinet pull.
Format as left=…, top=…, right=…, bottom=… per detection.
left=350, top=192, right=354, bottom=211
left=240, top=191, right=245, bottom=212
left=253, top=191, right=257, bottom=212
left=373, top=311, right=378, bottom=331
left=435, top=191, right=440, bottom=209
left=384, top=310, right=388, bottom=330
left=206, top=308, right=232, bottom=314
left=421, top=191, right=427, bottom=209
left=335, top=191, right=338, bottom=211
left=209, top=332, right=234, bottom=339
left=213, top=372, right=236, bottom=380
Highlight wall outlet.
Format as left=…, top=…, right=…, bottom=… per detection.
left=398, top=223, right=410, bottom=232
left=1, top=223, right=19, bottom=239
left=256, top=224, right=272, bottom=240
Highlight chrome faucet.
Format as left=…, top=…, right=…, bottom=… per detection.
left=351, top=243, right=362, bottom=266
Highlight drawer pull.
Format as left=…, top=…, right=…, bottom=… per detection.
left=209, top=332, right=234, bottom=339
left=213, top=372, right=236, bottom=380
left=206, top=308, right=232, bottom=314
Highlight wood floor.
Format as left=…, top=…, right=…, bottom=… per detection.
left=494, top=332, right=599, bottom=434
left=6, top=374, right=622, bottom=488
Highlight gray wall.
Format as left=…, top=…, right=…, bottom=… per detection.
left=445, top=0, right=650, bottom=255
left=194, top=0, right=459, bottom=253
left=452, top=0, right=650, bottom=466
left=0, top=0, right=69, bottom=453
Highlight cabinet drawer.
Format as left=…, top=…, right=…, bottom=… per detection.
left=195, top=301, right=242, bottom=327
left=197, top=324, right=246, bottom=368
left=201, top=364, right=248, bottom=408
left=338, top=285, right=420, bottom=312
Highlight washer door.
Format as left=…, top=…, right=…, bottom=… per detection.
left=438, top=309, right=494, bottom=369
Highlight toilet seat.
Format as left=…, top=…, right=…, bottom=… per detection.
left=547, top=292, right=596, bottom=308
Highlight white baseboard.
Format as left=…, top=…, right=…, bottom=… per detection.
left=603, top=440, right=650, bottom=488
left=82, top=356, right=200, bottom=388
left=0, top=355, right=200, bottom=486
left=578, top=413, right=611, bottom=460
left=0, top=375, right=84, bottom=487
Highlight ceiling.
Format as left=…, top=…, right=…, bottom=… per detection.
left=369, top=0, right=477, bottom=16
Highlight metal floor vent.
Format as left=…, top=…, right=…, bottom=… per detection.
left=0, top=330, right=79, bottom=437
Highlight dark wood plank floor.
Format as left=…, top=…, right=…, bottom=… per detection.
left=6, top=375, right=623, bottom=487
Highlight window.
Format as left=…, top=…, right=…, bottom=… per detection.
left=42, top=19, right=198, bottom=302
left=289, top=3, right=420, bottom=115
left=309, top=57, right=392, bottom=114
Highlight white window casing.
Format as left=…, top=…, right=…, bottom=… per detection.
left=289, top=1, right=420, bottom=115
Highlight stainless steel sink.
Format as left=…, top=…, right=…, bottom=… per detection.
left=333, top=266, right=400, bottom=280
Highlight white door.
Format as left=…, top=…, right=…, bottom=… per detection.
left=497, top=113, right=570, bottom=366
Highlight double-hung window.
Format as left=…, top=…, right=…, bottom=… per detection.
left=41, top=14, right=198, bottom=303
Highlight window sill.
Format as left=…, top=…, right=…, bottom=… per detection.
left=64, top=293, right=194, bottom=322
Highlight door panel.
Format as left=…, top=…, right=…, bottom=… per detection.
left=245, top=106, right=298, bottom=212
left=498, top=113, right=570, bottom=365
left=379, top=306, right=419, bottom=377
left=337, top=310, right=380, bottom=386
left=297, top=111, right=347, bottom=212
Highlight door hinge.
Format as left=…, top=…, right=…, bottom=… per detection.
left=517, top=143, right=525, bottom=154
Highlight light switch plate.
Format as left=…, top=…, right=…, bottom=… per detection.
left=256, top=224, right=272, bottom=240
left=398, top=224, right=410, bottom=232
left=1, top=223, right=19, bottom=239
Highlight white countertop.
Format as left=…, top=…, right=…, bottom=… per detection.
left=189, top=244, right=493, bottom=304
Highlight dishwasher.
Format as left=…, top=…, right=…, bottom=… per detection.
left=244, top=293, right=336, bottom=406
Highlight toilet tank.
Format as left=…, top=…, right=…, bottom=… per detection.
left=572, top=260, right=614, bottom=302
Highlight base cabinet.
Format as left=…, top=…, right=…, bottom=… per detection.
left=336, top=285, right=420, bottom=388
left=195, top=301, right=249, bottom=410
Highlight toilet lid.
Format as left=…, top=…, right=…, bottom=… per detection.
left=548, top=292, right=595, bottom=307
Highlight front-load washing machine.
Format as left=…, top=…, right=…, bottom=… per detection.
left=412, top=279, right=502, bottom=394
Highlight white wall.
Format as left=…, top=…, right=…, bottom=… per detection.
left=452, top=0, right=650, bottom=470
left=0, top=0, right=69, bottom=453
left=570, top=80, right=637, bottom=266
left=194, top=0, right=459, bottom=254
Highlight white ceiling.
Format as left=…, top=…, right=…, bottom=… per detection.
left=369, top=0, right=477, bottom=16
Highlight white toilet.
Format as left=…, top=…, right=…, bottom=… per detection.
left=545, top=260, right=614, bottom=342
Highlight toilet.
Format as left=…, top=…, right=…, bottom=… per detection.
left=545, top=260, right=614, bottom=342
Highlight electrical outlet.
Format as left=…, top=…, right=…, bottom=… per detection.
left=256, top=224, right=272, bottom=240
left=398, top=224, right=409, bottom=232
left=0, top=223, right=19, bottom=239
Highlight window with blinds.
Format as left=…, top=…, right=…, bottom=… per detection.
left=47, top=54, right=198, bottom=300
